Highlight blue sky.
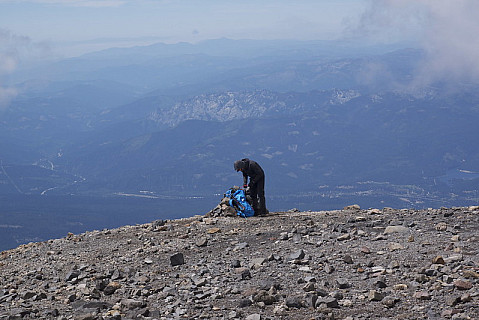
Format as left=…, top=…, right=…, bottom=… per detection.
left=0, top=0, right=372, bottom=57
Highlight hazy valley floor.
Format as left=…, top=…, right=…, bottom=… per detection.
left=1, top=206, right=479, bottom=319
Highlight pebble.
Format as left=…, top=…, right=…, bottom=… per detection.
left=432, top=256, right=445, bottom=264
left=384, top=226, right=409, bottom=234
left=454, top=280, right=473, bottom=290
left=368, top=290, right=384, bottom=301
left=288, top=249, right=305, bottom=261
left=170, top=252, right=185, bottom=266
left=316, top=297, right=339, bottom=308
left=196, top=237, right=208, bottom=247
left=414, top=291, right=431, bottom=300
left=285, top=296, right=303, bottom=308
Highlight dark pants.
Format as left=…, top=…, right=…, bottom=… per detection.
left=249, top=176, right=266, bottom=215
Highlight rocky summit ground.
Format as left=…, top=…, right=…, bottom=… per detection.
left=1, top=206, right=479, bottom=320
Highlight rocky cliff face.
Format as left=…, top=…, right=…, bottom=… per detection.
left=1, top=206, right=479, bottom=319
left=147, top=89, right=363, bottom=127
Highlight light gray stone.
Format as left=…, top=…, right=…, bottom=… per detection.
left=384, top=226, right=409, bottom=234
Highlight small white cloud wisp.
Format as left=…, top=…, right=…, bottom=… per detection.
left=0, top=29, right=22, bottom=109
left=0, top=28, right=51, bottom=109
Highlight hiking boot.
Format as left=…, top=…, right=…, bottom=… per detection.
left=255, top=209, right=268, bottom=216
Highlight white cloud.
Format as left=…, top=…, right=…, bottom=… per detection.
left=414, top=0, right=479, bottom=86
left=357, top=0, right=479, bottom=87
left=352, top=1, right=425, bottom=43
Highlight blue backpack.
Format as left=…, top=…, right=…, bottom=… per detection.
left=225, top=188, right=254, bottom=218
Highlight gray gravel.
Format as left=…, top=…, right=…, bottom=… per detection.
left=1, top=205, right=479, bottom=319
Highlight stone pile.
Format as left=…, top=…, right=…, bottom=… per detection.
left=206, top=186, right=246, bottom=218
left=205, top=196, right=236, bottom=218
left=1, top=206, right=479, bottom=319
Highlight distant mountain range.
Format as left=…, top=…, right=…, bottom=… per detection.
left=1, top=39, right=478, bottom=209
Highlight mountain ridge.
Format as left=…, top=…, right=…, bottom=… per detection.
left=1, top=40, right=478, bottom=223
left=2, top=84, right=479, bottom=209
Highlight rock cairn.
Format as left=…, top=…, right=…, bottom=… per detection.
left=206, top=186, right=251, bottom=218
left=205, top=196, right=236, bottom=218
left=1, top=206, right=479, bottom=319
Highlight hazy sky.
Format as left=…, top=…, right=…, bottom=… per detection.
left=1, top=0, right=479, bottom=100
left=0, top=0, right=372, bottom=57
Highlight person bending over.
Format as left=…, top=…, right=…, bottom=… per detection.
left=234, top=158, right=267, bottom=216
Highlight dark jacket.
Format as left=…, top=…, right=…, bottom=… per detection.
left=240, top=158, right=264, bottom=186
